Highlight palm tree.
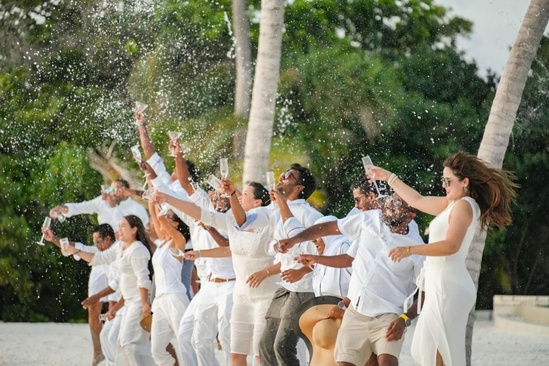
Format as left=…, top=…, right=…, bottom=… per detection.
left=467, top=0, right=549, bottom=364
left=242, top=0, right=286, bottom=185
left=232, top=0, right=252, bottom=119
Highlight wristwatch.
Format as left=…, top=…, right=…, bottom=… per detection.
left=399, top=313, right=411, bottom=327
left=337, top=301, right=347, bottom=310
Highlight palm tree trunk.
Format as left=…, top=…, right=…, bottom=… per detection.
left=232, top=0, right=252, bottom=119
left=242, top=0, right=285, bottom=185
left=467, top=1, right=549, bottom=364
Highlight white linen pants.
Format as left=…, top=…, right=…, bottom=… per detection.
left=117, top=299, right=155, bottom=366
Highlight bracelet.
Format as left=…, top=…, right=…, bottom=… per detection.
left=197, top=250, right=202, bottom=259
left=388, top=173, right=398, bottom=186
left=265, top=268, right=270, bottom=276
left=231, top=191, right=236, bottom=196
left=407, top=246, right=411, bottom=255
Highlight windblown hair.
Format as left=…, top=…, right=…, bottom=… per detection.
left=352, top=175, right=388, bottom=197
left=291, top=163, right=316, bottom=200
left=170, top=213, right=191, bottom=242
left=125, top=215, right=155, bottom=279
left=249, top=181, right=271, bottom=206
left=443, top=152, right=518, bottom=230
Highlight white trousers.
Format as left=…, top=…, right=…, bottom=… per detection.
left=100, top=310, right=123, bottom=366
left=151, top=292, right=189, bottom=366
left=117, top=299, right=155, bottom=366
left=177, top=280, right=235, bottom=366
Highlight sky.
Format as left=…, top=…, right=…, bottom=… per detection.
left=435, top=0, right=544, bottom=77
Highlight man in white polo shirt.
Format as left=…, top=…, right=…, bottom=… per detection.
left=279, top=195, right=424, bottom=366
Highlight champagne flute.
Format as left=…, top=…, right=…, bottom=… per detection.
left=131, top=145, right=143, bottom=164
left=60, top=237, right=71, bottom=257
left=142, top=187, right=168, bottom=215
left=266, top=171, right=276, bottom=190
left=167, top=131, right=182, bottom=157
left=36, top=216, right=52, bottom=246
left=361, top=155, right=381, bottom=196
left=133, top=101, right=148, bottom=114
left=206, top=174, right=222, bottom=191
left=219, top=158, right=229, bottom=179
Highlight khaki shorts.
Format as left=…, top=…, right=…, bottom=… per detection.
left=334, top=306, right=404, bottom=365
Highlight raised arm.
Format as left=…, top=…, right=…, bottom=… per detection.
left=135, top=111, right=156, bottom=159
left=221, top=178, right=246, bottom=226
left=172, top=139, right=195, bottom=195
left=156, top=191, right=202, bottom=222
left=369, top=166, right=448, bottom=216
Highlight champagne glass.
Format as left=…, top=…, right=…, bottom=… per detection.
left=133, top=101, right=148, bottom=114
left=60, top=237, right=71, bottom=257
left=142, top=187, right=168, bottom=215
left=206, top=174, right=222, bottom=191
left=36, top=216, right=52, bottom=246
left=219, top=158, right=229, bottom=179
left=131, top=145, right=143, bottom=164
left=167, top=131, right=182, bottom=157
left=101, top=184, right=115, bottom=196
left=361, top=155, right=381, bottom=196
left=266, top=171, right=276, bottom=190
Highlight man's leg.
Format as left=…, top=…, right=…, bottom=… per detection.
left=258, top=287, right=288, bottom=366
left=273, top=291, right=314, bottom=366
left=88, top=301, right=104, bottom=363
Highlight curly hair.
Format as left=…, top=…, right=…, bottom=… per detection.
left=443, top=152, right=518, bottom=230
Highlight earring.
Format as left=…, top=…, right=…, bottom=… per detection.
left=463, top=185, right=468, bottom=192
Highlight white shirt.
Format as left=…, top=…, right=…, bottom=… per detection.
left=152, top=240, right=187, bottom=297
left=312, top=234, right=352, bottom=298
left=65, top=196, right=149, bottom=230
left=241, top=199, right=324, bottom=292
left=338, top=210, right=424, bottom=317
left=91, top=241, right=152, bottom=301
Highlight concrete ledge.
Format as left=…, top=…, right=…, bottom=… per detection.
left=493, top=295, right=549, bottom=335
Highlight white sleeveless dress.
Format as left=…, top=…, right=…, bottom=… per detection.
left=411, top=197, right=479, bottom=366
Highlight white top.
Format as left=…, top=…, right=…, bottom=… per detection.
left=189, top=189, right=234, bottom=280
left=312, top=234, right=352, bottom=298
left=152, top=240, right=187, bottom=298
left=339, top=210, right=424, bottom=317
left=74, top=242, right=109, bottom=301
left=91, top=241, right=152, bottom=301
left=65, top=196, right=149, bottom=230
left=200, top=208, right=278, bottom=300
left=241, top=200, right=323, bottom=292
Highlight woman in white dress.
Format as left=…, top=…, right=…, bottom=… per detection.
left=159, top=180, right=278, bottom=366
left=148, top=200, right=190, bottom=366
left=71, top=215, right=156, bottom=366
left=371, top=152, right=517, bottom=366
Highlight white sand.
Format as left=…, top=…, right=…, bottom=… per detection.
left=1, top=313, right=548, bottom=365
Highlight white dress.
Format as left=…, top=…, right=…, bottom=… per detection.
left=411, top=197, right=479, bottom=366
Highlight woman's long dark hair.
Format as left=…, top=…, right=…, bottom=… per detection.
left=249, top=181, right=271, bottom=206
left=443, top=152, right=518, bottom=229
left=125, top=215, right=154, bottom=280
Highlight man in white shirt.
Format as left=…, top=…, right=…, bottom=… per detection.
left=279, top=195, right=424, bottom=366
left=241, top=164, right=323, bottom=366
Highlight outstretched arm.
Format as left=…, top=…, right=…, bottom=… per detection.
left=369, top=166, right=448, bottom=216
left=135, top=111, right=156, bottom=159
left=172, top=139, right=195, bottom=195
left=296, top=253, right=354, bottom=268
left=278, top=220, right=341, bottom=252
left=156, top=191, right=202, bottom=222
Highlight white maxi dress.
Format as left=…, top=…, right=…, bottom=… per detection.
left=411, top=196, right=480, bottom=366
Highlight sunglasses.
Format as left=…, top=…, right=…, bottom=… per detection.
left=441, top=177, right=453, bottom=186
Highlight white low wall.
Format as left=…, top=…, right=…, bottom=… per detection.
left=493, top=295, right=549, bottom=335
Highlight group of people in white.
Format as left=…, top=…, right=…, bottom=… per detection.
left=43, top=111, right=517, bottom=366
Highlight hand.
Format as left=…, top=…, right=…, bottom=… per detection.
left=296, top=254, right=318, bottom=267
left=271, top=189, right=286, bottom=204
left=246, top=269, right=269, bottom=288
left=326, top=305, right=345, bottom=319
left=385, top=316, right=406, bottom=341
left=106, top=308, right=117, bottom=321
left=169, top=139, right=182, bottom=157
left=81, top=294, right=99, bottom=310
left=388, top=246, right=412, bottom=262
left=142, top=302, right=152, bottom=317
left=42, top=227, right=56, bottom=243
left=184, top=251, right=198, bottom=260
left=138, top=161, right=157, bottom=179
left=221, top=178, right=236, bottom=197
left=115, top=187, right=134, bottom=197
left=49, top=206, right=65, bottom=220
left=281, top=268, right=306, bottom=283
left=277, top=238, right=295, bottom=253
left=367, top=166, right=392, bottom=182
left=135, top=110, right=145, bottom=125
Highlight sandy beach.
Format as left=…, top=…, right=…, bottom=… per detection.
left=1, top=311, right=548, bottom=365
